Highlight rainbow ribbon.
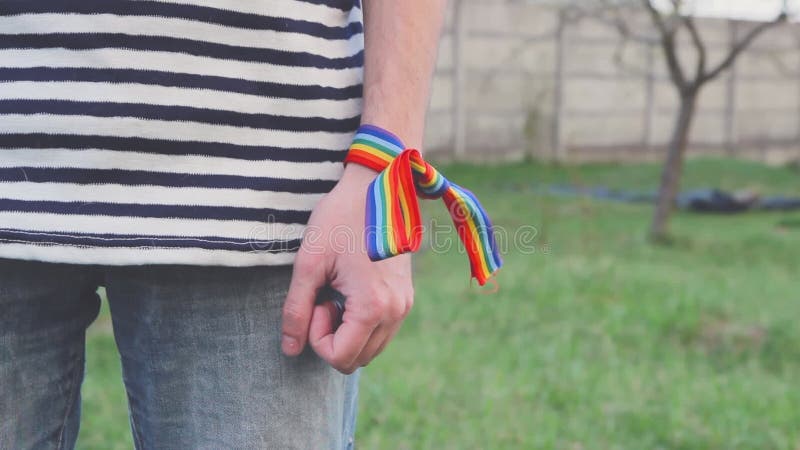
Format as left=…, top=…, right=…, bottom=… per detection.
left=345, top=124, right=502, bottom=286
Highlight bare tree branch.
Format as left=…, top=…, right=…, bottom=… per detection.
left=701, top=12, right=788, bottom=83
left=599, top=2, right=657, bottom=44
left=642, top=0, right=669, bottom=35
left=570, top=0, right=655, bottom=77
left=642, top=0, right=687, bottom=89
left=611, top=38, right=651, bottom=77
left=682, top=15, right=707, bottom=83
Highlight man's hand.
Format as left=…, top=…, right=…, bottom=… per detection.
left=281, top=164, right=414, bottom=374
left=279, top=0, right=446, bottom=373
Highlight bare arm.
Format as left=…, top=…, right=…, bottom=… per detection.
left=360, top=0, right=448, bottom=149
left=280, top=0, right=448, bottom=373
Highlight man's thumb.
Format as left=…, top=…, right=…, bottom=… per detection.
left=281, top=252, right=326, bottom=356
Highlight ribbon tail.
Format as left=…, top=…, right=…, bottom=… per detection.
left=443, top=183, right=503, bottom=286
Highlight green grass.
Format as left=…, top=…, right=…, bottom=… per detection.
left=78, top=157, right=800, bottom=449
left=79, top=297, right=133, bottom=450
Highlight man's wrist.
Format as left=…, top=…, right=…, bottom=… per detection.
left=345, top=124, right=406, bottom=167
left=339, top=124, right=403, bottom=187
left=340, top=163, right=379, bottom=185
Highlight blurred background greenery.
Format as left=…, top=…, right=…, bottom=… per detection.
left=78, top=158, right=800, bottom=449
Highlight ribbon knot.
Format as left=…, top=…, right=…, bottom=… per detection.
left=345, top=125, right=502, bottom=286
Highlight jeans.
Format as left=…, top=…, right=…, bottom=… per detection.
left=0, top=258, right=359, bottom=450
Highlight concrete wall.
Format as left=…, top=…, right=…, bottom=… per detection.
left=425, top=0, right=800, bottom=163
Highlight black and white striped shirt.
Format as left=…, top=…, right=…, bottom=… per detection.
left=0, top=0, right=364, bottom=266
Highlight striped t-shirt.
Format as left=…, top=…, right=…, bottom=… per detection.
left=0, top=0, right=364, bottom=266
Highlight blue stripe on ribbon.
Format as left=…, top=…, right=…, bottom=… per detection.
left=368, top=174, right=386, bottom=260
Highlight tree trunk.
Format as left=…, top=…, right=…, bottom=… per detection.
left=649, top=89, right=698, bottom=242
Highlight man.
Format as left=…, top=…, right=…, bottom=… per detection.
left=0, top=0, right=447, bottom=448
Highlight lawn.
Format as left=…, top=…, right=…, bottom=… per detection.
left=78, top=157, right=800, bottom=449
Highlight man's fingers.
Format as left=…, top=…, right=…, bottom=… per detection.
left=353, top=324, right=392, bottom=368
left=353, top=292, right=411, bottom=367
left=281, top=252, right=325, bottom=356
left=308, top=303, right=336, bottom=344
left=356, top=321, right=402, bottom=367
left=310, top=316, right=376, bottom=374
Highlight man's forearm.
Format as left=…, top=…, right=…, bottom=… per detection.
left=360, top=0, right=448, bottom=149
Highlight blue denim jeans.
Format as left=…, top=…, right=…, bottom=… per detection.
left=0, top=258, right=359, bottom=449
